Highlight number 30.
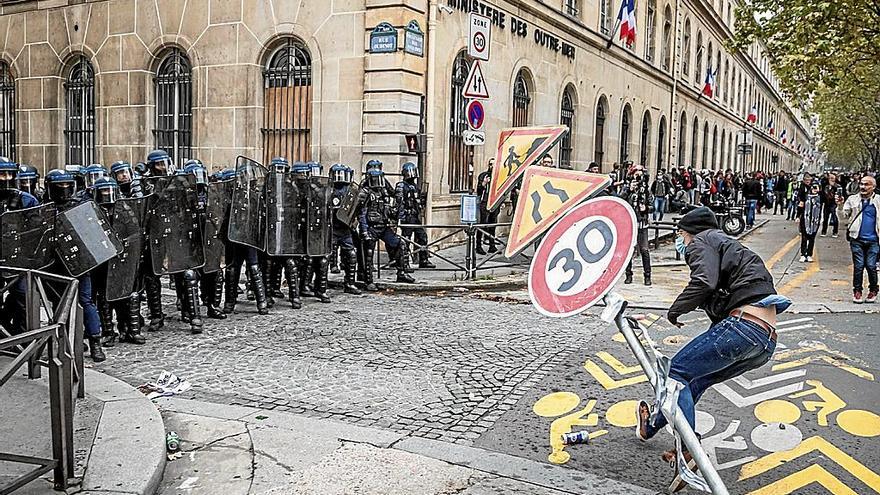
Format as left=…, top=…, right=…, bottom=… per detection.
left=547, top=220, right=613, bottom=292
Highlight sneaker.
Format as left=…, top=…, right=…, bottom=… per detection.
left=820, top=233, right=827, bottom=237
left=867, top=291, right=878, bottom=303
left=853, top=290, right=864, bottom=304
left=806, top=256, right=813, bottom=262
left=832, top=234, right=839, bottom=238
left=799, top=256, right=806, bottom=262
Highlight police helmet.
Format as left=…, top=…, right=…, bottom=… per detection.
left=110, top=161, right=134, bottom=185
left=183, top=159, right=208, bottom=185
left=64, top=164, right=86, bottom=191
left=45, top=169, right=78, bottom=202
left=401, top=162, right=418, bottom=181
left=365, top=168, right=385, bottom=189
left=291, top=162, right=311, bottom=179
left=343, top=165, right=355, bottom=183
left=329, top=163, right=347, bottom=184
left=365, top=159, right=383, bottom=172
left=308, top=162, right=323, bottom=177
left=16, top=165, right=39, bottom=194
left=211, top=168, right=236, bottom=182
left=0, top=158, right=18, bottom=190
left=92, top=177, right=119, bottom=206
left=146, top=149, right=174, bottom=176
left=270, top=157, right=290, bottom=174
left=84, top=164, right=107, bottom=189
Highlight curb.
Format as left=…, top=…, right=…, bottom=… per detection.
left=80, top=369, right=166, bottom=495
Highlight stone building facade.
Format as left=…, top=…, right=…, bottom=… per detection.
left=0, top=0, right=813, bottom=223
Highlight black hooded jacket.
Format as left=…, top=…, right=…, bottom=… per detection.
left=668, top=229, right=776, bottom=323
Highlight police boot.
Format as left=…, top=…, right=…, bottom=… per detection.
left=97, top=296, right=117, bottom=347
left=418, top=250, right=436, bottom=269
left=88, top=335, right=106, bottom=362
left=362, top=243, right=379, bottom=292
left=330, top=246, right=341, bottom=274
left=206, top=271, right=227, bottom=319
left=283, top=258, right=302, bottom=309
left=124, top=294, right=146, bottom=344
left=174, top=274, right=191, bottom=323
left=313, top=257, right=331, bottom=303
left=342, top=249, right=362, bottom=295
left=145, top=276, right=165, bottom=331
left=298, top=259, right=315, bottom=298
left=396, top=245, right=416, bottom=284
left=183, top=270, right=203, bottom=334
left=264, top=261, right=280, bottom=307
left=223, top=265, right=240, bottom=314
left=246, top=264, right=270, bottom=315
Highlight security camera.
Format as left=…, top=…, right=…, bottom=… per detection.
left=438, top=4, right=454, bottom=15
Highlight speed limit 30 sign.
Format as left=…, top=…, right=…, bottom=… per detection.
left=528, top=196, right=637, bottom=317
left=468, top=13, right=491, bottom=61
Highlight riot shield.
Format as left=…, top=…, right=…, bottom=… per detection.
left=265, top=172, right=304, bottom=256
left=305, top=177, right=333, bottom=256
left=202, top=182, right=229, bottom=273
left=0, top=204, right=56, bottom=270
left=147, top=174, right=206, bottom=275
left=334, top=182, right=361, bottom=228
left=227, top=156, right=267, bottom=250
left=54, top=201, right=124, bottom=278
left=105, top=196, right=148, bottom=301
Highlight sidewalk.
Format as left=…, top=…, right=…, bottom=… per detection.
left=153, top=397, right=653, bottom=495
left=0, top=359, right=165, bottom=495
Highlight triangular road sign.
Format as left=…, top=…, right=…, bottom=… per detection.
left=505, top=168, right=610, bottom=258
left=486, top=125, right=569, bottom=212
left=462, top=61, right=490, bottom=99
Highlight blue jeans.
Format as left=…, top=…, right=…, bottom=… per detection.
left=653, top=197, right=667, bottom=222
left=644, top=317, right=775, bottom=438
left=745, top=200, right=758, bottom=227
left=851, top=239, right=880, bottom=292
left=78, top=274, right=102, bottom=338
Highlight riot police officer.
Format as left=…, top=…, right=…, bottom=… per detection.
left=15, top=164, right=43, bottom=201
left=396, top=162, right=435, bottom=269
left=358, top=168, right=416, bottom=289
left=262, top=157, right=302, bottom=309
left=142, top=150, right=175, bottom=331
left=291, top=162, right=332, bottom=303
left=330, top=163, right=361, bottom=295
left=110, top=160, right=143, bottom=198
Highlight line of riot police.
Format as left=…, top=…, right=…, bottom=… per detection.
left=0, top=152, right=429, bottom=363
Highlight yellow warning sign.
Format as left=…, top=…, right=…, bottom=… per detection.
left=486, top=126, right=568, bottom=212
left=504, top=168, right=610, bottom=258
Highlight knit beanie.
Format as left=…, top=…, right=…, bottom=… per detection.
left=678, top=206, right=719, bottom=234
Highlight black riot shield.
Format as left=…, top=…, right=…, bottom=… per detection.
left=334, top=182, right=361, bottom=228
left=54, top=201, right=124, bottom=278
left=147, top=175, right=205, bottom=275
left=305, top=177, right=333, bottom=256
left=0, top=204, right=56, bottom=270
left=202, top=182, right=229, bottom=273
left=265, top=172, right=304, bottom=256
left=227, top=156, right=267, bottom=250
left=105, top=196, right=148, bottom=301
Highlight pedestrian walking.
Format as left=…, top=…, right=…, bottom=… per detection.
left=742, top=173, right=762, bottom=229
left=798, top=183, right=822, bottom=262
left=842, top=175, right=880, bottom=303
left=820, top=173, right=842, bottom=237
left=772, top=171, right=788, bottom=215
left=476, top=158, right=499, bottom=255
left=651, top=169, right=669, bottom=222
left=621, top=164, right=653, bottom=286
left=635, top=206, right=787, bottom=492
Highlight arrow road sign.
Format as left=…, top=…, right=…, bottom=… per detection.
left=462, top=61, right=490, bottom=99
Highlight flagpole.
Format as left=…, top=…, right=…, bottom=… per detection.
left=606, top=17, right=622, bottom=49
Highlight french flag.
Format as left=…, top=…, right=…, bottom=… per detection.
left=747, top=105, right=757, bottom=124
left=702, top=68, right=716, bottom=98
left=780, top=129, right=787, bottom=144
left=617, top=0, right=636, bottom=45
left=767, top=120, right=775, bottom=135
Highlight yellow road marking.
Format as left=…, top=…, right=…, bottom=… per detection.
left=773, top=355, right=875, bottom=381
left=788, top=380, right=846, bottom=426
left=596, top=351, right=643, bottom=375
left=779, top=250, right=820, bottom=295
left=583, top=360, right=648, bottom=390
left=765, top=235, right=800, bottom=271
left=746, top=464, right=859, bottom=495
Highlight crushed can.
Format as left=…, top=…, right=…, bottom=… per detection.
left=561, top=430, right=591, bottom=446
left=166, top=431, right=180, bottom=453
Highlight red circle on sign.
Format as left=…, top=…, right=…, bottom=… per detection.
left=474, top=32, right=486, bottom=53
left=466, top=100, right=485, bottom=130
left=528, top=196, right=636, bottom=317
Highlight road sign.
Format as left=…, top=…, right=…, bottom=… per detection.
left=466, top=100, right=485, bottom=130
left=462, top=130, right=486, bottom=146
left=528, top=196, right=636, bottom=317
left=462, top=61, right=490, bottom=99
left=486, top=125, right=569, bottom=212
left=468, top=13, right=491, bottom=61
left=505, top=168, right=611, bottom=258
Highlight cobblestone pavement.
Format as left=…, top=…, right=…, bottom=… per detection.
left=98, top=292, right=606, bottom=444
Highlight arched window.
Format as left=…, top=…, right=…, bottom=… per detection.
left=262, top=38, right=312, bottom=165
left=620, top=104, right=632, bottom=163
left=695, top=32, right=703, bottom=83
left=0, top=62, right=15, bottom=160
left=661, top=6, right=672, bottom=71
left=154, top=48, right=192, bottom=166
left=707, top=41, right=713, bottom=76
left=512, top=69, right=532, bottom=127
left=691, top=116, right=699, bottom=168
left=639, top=110, right=651, bottom=166
left=677, top=111, right=687, bottom=167
left=600, top=0, right=614, bottom=34
left=657, top=115, right=667, bottom=170
left=682, top=20, right=691, bottom=80
left=712, top=125, right=718, bottom=168
left=595, top=96, right=608, bottom=168
left=64, top=56, right=95, bottom=166
left=720, top=129, right=726, bottom=169
left=447, top=51, right=472, bottom=193
left=702, top=122, right=709, bottom=168
left=645, top=0, right=657, bottom=62
left=715, top=50, right=722, bottom=99
left=723, top=59, right=730, bottom=105
left=559, top=85, right=576, bottom=169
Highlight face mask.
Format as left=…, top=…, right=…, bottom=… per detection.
left=675, top=235, right=687, bottom=256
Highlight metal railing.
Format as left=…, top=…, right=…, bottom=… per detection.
left=0, top=268, right=84, bottom=494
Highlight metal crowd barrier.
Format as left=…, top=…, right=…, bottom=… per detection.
left=0, top=268, right=84, bottom=494
left=648, top=221, right=682, bottom=261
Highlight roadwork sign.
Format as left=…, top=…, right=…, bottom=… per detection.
left=486, top=126, right=568, bottom=211
left=528, top=196, right=636, bottom=317
left=462, top=61, right=490, bottom=99
left=505, top=169, right=610, bottom=258
left=468, top=13, right=491, bottom=61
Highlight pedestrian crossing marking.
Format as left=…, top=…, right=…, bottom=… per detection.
left=788, top=380, right=846, bottom=426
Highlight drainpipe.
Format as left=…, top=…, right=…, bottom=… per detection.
left=424, top=0, right=438, bottom=226
left=668, top=0, right=681, bottom=171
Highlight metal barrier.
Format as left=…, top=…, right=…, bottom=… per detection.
left=0, top=268, right=84, bottom=494
left=647, top=221, right=682, bottom=261
left=389, top=222, right=531, bottom=280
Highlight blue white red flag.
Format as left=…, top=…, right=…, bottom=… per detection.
left=617, top=0, right=637, bottom=45
left=702, top=68, right=716, bottom=97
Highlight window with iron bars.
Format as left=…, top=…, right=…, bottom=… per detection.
left=0, top=62, right=15, bottom=161
left=64, top=56, right=95, bottom=167
left=447, top=51, right=472, bottom=193
left=565, top=0, right=579, bottom=17
left=559, top=87, right=575, bottom=169
left=262, top=38, right=312, bottom=165
left=154, top=48, right=192, bottom=167
left=512, top=70, right=531, bottom=127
